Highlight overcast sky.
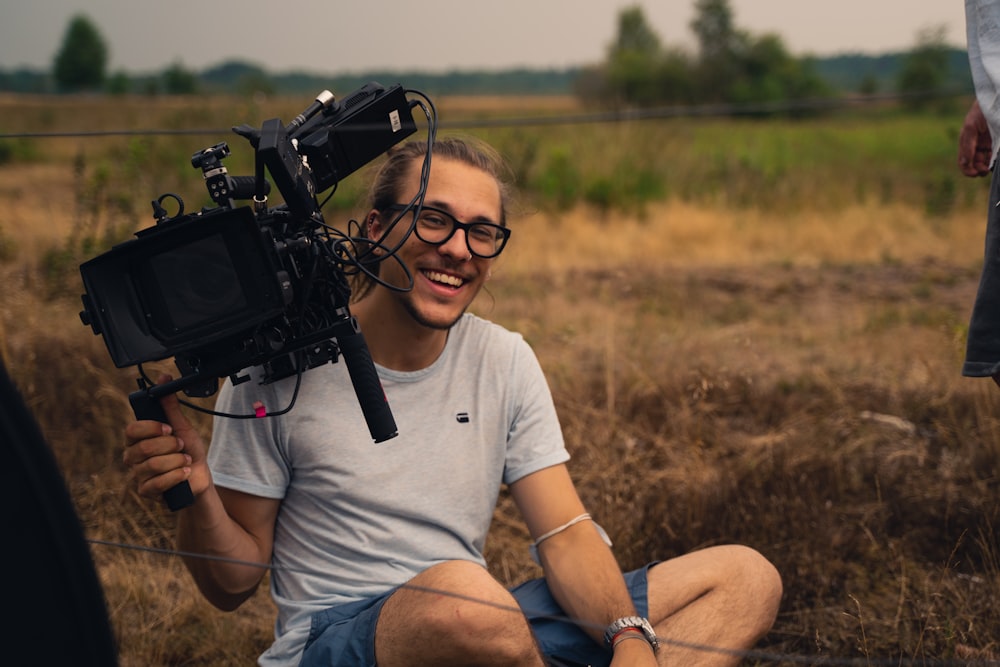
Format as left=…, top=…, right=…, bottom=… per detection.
left=0, top=1, right=968, bottom=75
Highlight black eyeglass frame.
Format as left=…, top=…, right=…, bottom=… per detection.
left=381, top=204, right=511, bottom=259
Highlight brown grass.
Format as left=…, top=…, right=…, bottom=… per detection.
left=501, top=202, right=986, bottom=272
left=2, top=94, right=999, bottom=665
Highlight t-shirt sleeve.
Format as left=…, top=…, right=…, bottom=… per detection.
left=206, top=376, right=290, bottom=499
left=502, top=337, right=570, bottom=484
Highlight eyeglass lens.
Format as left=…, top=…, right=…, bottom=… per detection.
left=412, top=207, right=507, bottom=258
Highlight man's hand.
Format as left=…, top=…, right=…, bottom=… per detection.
left=123, top=374, right=211, bottom=502
left=959, top=99, right=993, bottom=177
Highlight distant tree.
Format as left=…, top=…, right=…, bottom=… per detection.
left=52, top=15, right=108, bottom=92
left=581, top=0, right=831, bottom=112
left=690, top=0, right=740, bottom=64
left=897, top=25, right=952, bottom=110
left=603, top=6, right=663, bottom=105
left=162, top=61, right=198, bottom=94
left=106, top=70, right=131, bottom=95
left=199, top=60, right=274, bottom=96
left=689, top=0, right=748, bottom=103
left=236, top=70, right=275, bottom=98
left=690, top=0, right=831, bottom=112
left=606, top=50, right=658, bottom=105
left=609, top=6, right=661, bottom=57
left=0, top=68, right=52, bottom=94
left=656, top=48, right=697, bottom=105
left=571, top=64, right=607, bottom=101
left=858, top=73, right=879, bottom=96
left=599, top=5, right=698, bottom=107
left=729, top=34, right=832, bottom=113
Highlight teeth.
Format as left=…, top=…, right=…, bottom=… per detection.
left=424, top=270, right=464, bottom=287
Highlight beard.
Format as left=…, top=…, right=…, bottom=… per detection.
left=398, top=291, right=468, bottom=331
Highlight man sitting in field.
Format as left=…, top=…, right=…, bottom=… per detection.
left=124, top=135, right=782, bottom=666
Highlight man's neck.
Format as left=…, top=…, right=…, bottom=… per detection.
left=350, top=294, right=451, bottom=372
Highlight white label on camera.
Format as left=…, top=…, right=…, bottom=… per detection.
left=389, top=110, right=402, bottom=133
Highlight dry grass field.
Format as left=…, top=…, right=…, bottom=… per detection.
left=2, top=92, right=999, bottom=665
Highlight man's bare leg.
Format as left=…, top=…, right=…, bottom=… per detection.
left=646, top=545, right=782, bottom=666
left=376, top=560, right=547, bottom=667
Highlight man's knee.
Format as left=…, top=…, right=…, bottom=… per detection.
left=691, top=544, right=781, bottom=638
left=648, top=544, right=782, bottom=634
left=730, top=545, right=782, bottom=625
left=414, top=560, right=522, bottom=625
left=378, top=561, right=541, bottom=665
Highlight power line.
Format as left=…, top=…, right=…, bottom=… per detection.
left=0, top=90, right=971, bottom=141
left=0, top=128, right=233, bottom=139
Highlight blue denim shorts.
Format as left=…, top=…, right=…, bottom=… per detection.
left=512, top=563, right=654, bottom=667
left=298, top=564, right=654, bottom=667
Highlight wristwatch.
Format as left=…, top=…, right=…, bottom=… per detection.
left=603, top=616, right=660, bottom=652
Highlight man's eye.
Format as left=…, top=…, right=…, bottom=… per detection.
left=420, top=214, right=450, bottom=228
left=470, top=225, right=495, bottom=241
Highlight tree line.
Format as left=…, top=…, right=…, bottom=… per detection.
left=578, top=1, right=970, bottom=113
left=2, top=2, right=973, bottom=111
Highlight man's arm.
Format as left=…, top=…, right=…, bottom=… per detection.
left=509, top=464, right=657, bottom=664
left=176, top=486, right=280, bottom=610
left=124, top=379, right=280, bottom=611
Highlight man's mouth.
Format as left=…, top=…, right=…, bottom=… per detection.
left=422, top=270, right=465, bottom=288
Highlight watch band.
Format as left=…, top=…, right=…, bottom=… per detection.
left=603, top=616, right=660, bottom=652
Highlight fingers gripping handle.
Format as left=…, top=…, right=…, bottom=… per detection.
left=128, top=390, right=195, bottom=511
left=125, top=319, right=393, bottom=510
left=336, top=319, right=398, bottom=443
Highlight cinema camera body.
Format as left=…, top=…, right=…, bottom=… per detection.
left=79, top=82, right=424, bottom=509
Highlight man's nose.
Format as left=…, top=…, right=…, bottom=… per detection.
left=438, top=228, right=471, bottom=260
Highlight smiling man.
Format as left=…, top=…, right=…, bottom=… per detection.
left=350, top=144, right=510, bottom=366
left=124, top=136, right=781, bottom=667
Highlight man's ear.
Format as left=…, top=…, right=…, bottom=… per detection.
left=366, top=210, right=383, bottom=241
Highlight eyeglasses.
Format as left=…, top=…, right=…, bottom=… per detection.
left=383, top=204, right=511, bottom=259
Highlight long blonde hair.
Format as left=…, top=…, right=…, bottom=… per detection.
left=351, top=135, right=514, bottom=301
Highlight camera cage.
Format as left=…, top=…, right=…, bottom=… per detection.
left=79, top=82, right=431, bottom=508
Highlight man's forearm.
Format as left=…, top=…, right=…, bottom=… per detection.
left=176, top=486, right=268, bottom=611
left=536, top=519, right=643, bottom=645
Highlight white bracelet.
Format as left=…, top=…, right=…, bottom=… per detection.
left=528, top=513, right=613, bottom=565
left=531, top=513, right=592, bottom=549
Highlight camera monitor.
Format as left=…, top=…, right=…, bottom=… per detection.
left=80, top=205, right=288, bottom=368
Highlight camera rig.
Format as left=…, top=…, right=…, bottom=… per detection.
left=79, top=82, right=428, bottom=510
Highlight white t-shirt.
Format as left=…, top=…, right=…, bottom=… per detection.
left=968, top=0, right=1000, bottom=166
left=207, top=313, right=569, bottom=666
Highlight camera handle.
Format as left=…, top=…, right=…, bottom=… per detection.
left=128, top=389, right=195, bottom=511
left=333, top=317, right=398, bottom=443
left=123, top=316, right=395, bottom=510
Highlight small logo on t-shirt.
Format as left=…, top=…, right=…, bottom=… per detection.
left=456, top=412, right=470, bottom=423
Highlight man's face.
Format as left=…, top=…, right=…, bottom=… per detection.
left=369, top=157, right=503, bottom=331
